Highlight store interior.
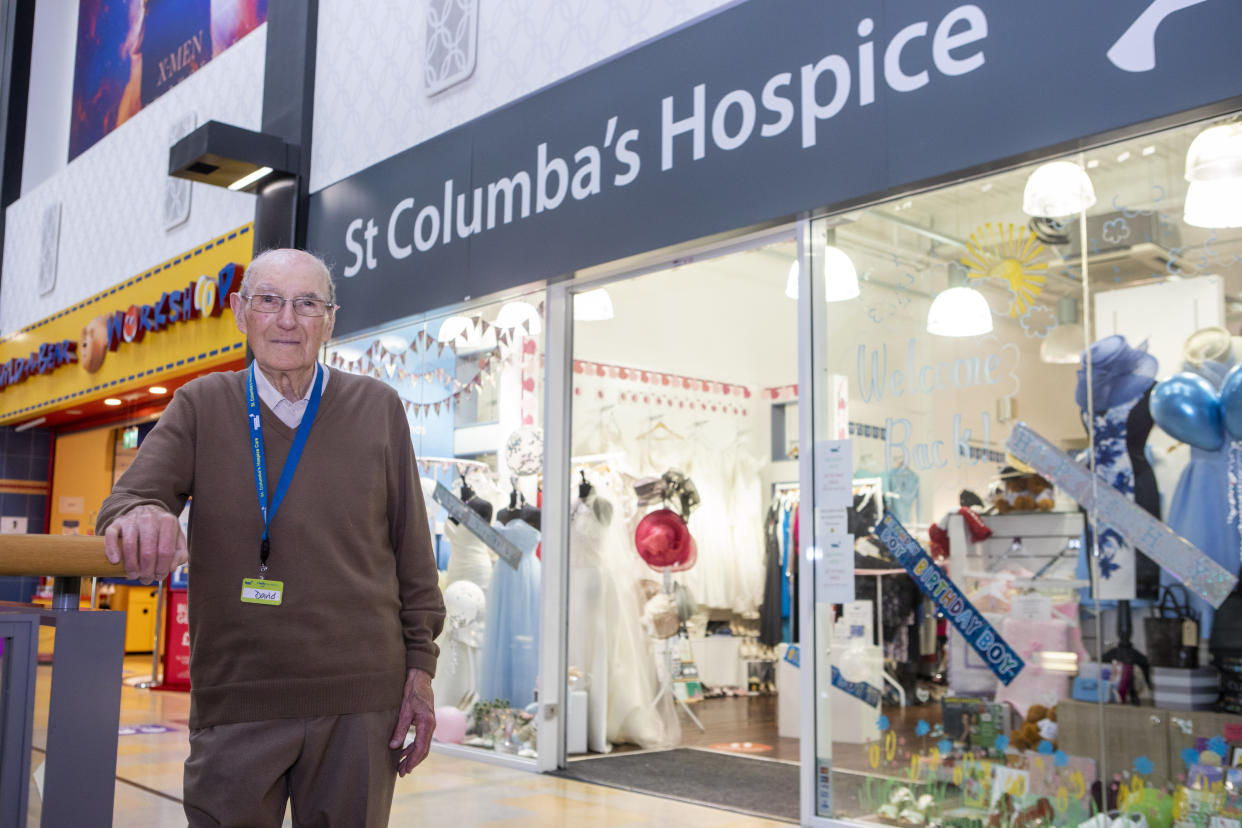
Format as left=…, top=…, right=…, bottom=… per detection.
left=320, top=114, right=1242, bottom=825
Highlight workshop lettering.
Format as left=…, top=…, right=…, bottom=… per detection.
left=0, top=263, right=241, bottom=392
left=343, top=4, right=988, bottom=276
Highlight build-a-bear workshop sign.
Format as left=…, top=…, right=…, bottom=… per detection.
left=0, top=225, right=252, bottom=424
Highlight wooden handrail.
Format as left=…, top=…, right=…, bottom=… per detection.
left=0, top=534, right=125, bottom=577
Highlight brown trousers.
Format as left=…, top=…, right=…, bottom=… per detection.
left=183, top=708, right=400, bottom=827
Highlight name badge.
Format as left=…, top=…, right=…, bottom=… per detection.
left=241, top=578, right=284, bottom=606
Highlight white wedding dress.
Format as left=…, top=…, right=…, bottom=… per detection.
left=568, top=494, right=673, bottom=751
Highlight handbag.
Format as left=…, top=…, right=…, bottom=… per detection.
left=1143, top=585, right=1199, bottom=669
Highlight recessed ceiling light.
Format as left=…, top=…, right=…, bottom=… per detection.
left=104, top=398, right=122, bottom=406
left=980, top=182, right=993, bottom=192
left=149, top=386, right=168, bottom=395
left=67, top=409, right=82, bottom=416
left=1117, top=151, right=1131, bottom=163
left=1141, top=145, right=1156, bottom=156
left=1086, top=159, right=1100, bottom=169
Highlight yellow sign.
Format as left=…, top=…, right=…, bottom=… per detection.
left=0, top=225, right=253, bottom=424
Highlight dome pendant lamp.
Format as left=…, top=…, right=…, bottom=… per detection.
left=927, top=263, right=992, bottom=337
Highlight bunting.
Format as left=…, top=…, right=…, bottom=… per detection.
left=572, top=359, right=753, bottom=400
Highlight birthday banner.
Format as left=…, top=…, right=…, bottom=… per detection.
left=432, top=483, right=522, bottom=570
left=876, top=514, right=1024, bottom=685
left=830, top=666, right=881, bottom=707
left=1006, top=422, right=1237, bottom=608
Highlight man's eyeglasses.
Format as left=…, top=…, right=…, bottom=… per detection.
left=243, top=293, right=337, bottom=317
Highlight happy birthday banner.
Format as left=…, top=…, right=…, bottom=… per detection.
left=831, top=665, right=882, bottom=707
left=876, top=514, right=1024, bottom=685
left=1006, top=422, right=1237, bottom=608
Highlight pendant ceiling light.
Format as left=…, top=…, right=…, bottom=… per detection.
left=1183, top=121, right=1242, bottom=229
left=784, top=246, right=859, bottom=302
left=459, top=321, right=497, bottom=351
left=573, top=288, right=614, bottom=321
left=926, top=263, right=992, bottom=337
left=822, top=245, right=860, bottom=302
left=436, top=315, right=473, bottom=343
left=1185, top=121, right=1242, bottom=182
left=495, top=300, right=542, bottom=335
left=1022, top=161, right=1096, bottom=218
left=1184, top=178, right=1242, bottom=229
left=1040, top=297, right=1085, bottom=364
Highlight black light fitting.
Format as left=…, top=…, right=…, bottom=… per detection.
left=168, top=120, right=299, bottom=192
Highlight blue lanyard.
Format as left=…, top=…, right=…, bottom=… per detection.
left=247, top=362, right=323, bottom=573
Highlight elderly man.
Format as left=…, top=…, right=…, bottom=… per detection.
left=97, top=249, right=444, bottom=827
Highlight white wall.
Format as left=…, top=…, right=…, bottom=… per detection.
left=22, top=0, right=77, bottom=195
left=573, top=242, right=800, bottom=391
left=311, top=0, right=733, bottom=192
left=0, top=25, right=267, bottom=335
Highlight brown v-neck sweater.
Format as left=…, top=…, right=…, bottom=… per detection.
left=98, top=367, right=444, bottom=729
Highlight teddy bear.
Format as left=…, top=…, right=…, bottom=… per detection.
left=991, top=469, right=1056, bottom=514
left=1008, top=704, right=1057, bottom=752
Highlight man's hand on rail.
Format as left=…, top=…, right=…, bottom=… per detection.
left=103, top=504, right=188, bottom=584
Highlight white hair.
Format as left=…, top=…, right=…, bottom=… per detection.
left=241, top=249, right=336, bottom=305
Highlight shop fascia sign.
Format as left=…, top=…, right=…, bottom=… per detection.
left=0, top=263, right=241, bottom=393
left=310, top=0, right=1242, bottom=336
left=339, top=4, right=989, bottom=276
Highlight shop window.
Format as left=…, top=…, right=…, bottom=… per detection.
left=325, top=292, right=545, bottom=760
left=810, top=114, right=1242, bottom=826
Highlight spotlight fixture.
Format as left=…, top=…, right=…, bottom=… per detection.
left=148, top=386, right=168, bottom=395
left=104, top=398, right=122, bottom=406
left=169, top=120, right=298, bottom=192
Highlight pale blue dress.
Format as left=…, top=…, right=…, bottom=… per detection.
left=1162, top=359, right=1241, bottom=638
left=478, top=519, right=541, bottom=707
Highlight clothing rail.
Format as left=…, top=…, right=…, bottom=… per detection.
left=0, top=533, right=126, bottom=828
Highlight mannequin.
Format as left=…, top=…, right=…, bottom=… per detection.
left=1156, top=327, right=1242, bottom=637
left=444, top=478, right=496, bottom=596
left=1077, top=335, right=1160, bottom=703
left=568, top=474, right=667, bottom=750
left=1076, top=335, right=1161, bottom=600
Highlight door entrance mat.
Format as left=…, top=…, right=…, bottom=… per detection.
left=555, top=747, right=798, bottom=823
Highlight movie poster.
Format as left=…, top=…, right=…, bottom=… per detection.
left=69, top=0, right=267, bottom=161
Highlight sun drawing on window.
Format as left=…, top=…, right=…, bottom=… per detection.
left=961, top=222, right=1049, bottom=318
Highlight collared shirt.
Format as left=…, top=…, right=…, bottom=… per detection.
left=253, top=363, right=329, bottom=428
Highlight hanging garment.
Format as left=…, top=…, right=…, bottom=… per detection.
left=478, top=520, right=541, bottom=707
left=885, top=464, right=921, bottom=525
left=1162, top=359, right=1242, bottom=638
left=759, top=501, right=785, bottom=646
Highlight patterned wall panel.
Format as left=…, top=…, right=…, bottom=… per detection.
left=312, top=0, right=729, bottom=192
left=0, top=28, right=266, bottom=335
